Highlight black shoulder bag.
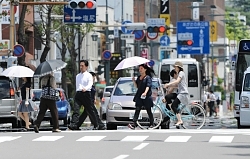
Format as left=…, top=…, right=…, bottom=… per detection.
left=41, top=77, right=59, bottom=100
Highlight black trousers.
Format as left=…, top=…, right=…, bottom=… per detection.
left=133, top=98, right=154, bottom=126
left=35, top=98, right=59, bottom=129
left=165, top=93, right=177, bottom=110
left=208, top=101, right=215, bottom=117
left=71, top=91, right=98, bottom=128
left=162, top=93, right=178, bottom=125
left=76, top=104, right=104, bottom=128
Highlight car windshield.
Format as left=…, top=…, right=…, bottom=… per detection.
left=32, top=90, right=42, bottom=101
left=0, top=79, right=10, bottom=99
left=113, top=79, right=160, bottom=96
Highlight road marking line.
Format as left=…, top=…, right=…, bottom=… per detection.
left=121, top=136, right=148, bottom=142
left=76, top=136, right=106, bottom=141
left=113, top=155, right=129, bottom=159
left=164, top=136, right=191, bottom=142
left=209, top=136, right=234, bottom=143
left=133, top=143, right=149, bottom=150
left=0, top=136, right=21, bottom=143
left=32, top=136, right=64, bottom=141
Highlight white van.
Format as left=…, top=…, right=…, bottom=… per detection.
left=158, top=58, right=202, bottom=104
left=239, top=67, right=250, bottom=126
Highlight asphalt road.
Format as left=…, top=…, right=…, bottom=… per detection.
left=0, top=129, right=250, bottom=159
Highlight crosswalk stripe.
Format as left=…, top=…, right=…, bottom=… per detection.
left=133, top=143, right=149, bottom=150
left=0, top=136, right=21, bottom=143
left=209, top=136, right=234, bottom=143
left=164, top=136, right=191, bottom=142
left=32, top=136, right=64, bottom=141
left=121, top=136, right=148, bottom=142
left=113, top=155, right=129, bottom=159
left=76, top=136, right=106, bottom=141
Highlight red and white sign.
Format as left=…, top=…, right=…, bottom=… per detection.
left=141, top=48, right=148, bottom=59
left=0, top=0, right=19, bottom=24
left=146, top=32, right=158, bottom=40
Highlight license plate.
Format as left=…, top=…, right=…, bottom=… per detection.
left=129, top=113, right=142, bottom=120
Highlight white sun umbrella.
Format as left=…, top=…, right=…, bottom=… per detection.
left=114, top=56, right=150, bottom=70
left=1, top=65, right=34, bottom=77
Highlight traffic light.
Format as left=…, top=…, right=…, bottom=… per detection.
left=147, top=26, right=166, bottom=33
left=178, top=40, right=193, bottom=46
left=97, top=65, right=104, bottom=75
left=69, top=0, right=96, bottom=9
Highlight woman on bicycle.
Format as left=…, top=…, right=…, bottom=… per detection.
left=128, top=64, right=156, bottom=129
left=164, top=61, right=189, bottom=127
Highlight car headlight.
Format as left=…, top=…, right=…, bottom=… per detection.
left=240, top=96, right=249, bottom=108
left=108, top=103, right=122, bottom=110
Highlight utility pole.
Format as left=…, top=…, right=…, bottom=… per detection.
left=105, top=0, right=110, bottom=85
left=121, top=0, right=125, bottom=59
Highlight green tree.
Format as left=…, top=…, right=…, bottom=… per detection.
left=227, top=0, right=250, bottom=26
left=224, top=12, right=250, bottom=41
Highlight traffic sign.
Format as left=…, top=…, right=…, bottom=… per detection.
left=120, top=34, right=135, bottom=40
left=121, top=21, right=133, bottom=34
left=133, top=30, right=145, bottom=41
left=13, top=44, right=25, bottom=57
left=148, top=60, right=155, bottom=67
left=146, top=32, right=158, bottom=40
left=159, top=35, right=170, bottom=46
left=102, top=50, right=112, bottom=60
left=64, top=0, right=96, bottom=23
left=177, top=21, right=210, bottom=54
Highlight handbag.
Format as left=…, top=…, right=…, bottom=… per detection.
left=41, top=76, right=59, bottom=101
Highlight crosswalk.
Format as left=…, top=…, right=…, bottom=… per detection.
left=0, top=129, right=249, bottom=144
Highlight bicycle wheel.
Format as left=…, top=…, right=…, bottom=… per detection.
left=180, top=104, right=206, bottom=129
left=137, top=104, right=163, bottom=129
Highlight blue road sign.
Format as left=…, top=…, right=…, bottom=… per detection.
left=121, top=21, right=133, bottom=34
left=13, top=44, right=25, bottom=57
left=148, top=60, right=155, bottom=67
left=159, top=35, right=170, bottom=46
left=102, top=50, right=112, bottom=60
left=133, top=30, right=145, bottom=41
left=177, top=21, right=210, bottom=54
left=64, top=0, right=96, bottom=23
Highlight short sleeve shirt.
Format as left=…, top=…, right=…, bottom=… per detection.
left=136, top=75, right=152, bottom=97
left=170, top=78, right=178, bottom=94
left=178, top=71, right=188, bottom=94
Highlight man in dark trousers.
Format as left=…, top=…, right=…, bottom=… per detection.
left=75, top=72, right=106, bottom=130
left=68, top=60, right=99, bottom=130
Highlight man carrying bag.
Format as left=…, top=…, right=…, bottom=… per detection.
left=34, top=74, right=61, bottom=133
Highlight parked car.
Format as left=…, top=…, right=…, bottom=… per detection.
left=105, top=77, right=164, bottom=130
left=0, top=75, right=21, bottom=128
left=100, top=85, right=114, bottom=120
left=32, top=88, right=71, bottom=126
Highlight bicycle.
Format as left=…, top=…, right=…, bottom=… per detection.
left=136, top=90, right=206, bottom=130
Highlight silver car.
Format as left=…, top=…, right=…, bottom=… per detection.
left=105, top=77, right=163, bottom=130
left=100, top=86, right=114, bottom=120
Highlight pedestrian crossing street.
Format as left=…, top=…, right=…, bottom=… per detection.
left=0, top=129, right=250, bottom=144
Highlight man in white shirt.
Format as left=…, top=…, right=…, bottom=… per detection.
left=208, top=90, right=216, bottom=117
left=68, top=60, right=99, bottom=130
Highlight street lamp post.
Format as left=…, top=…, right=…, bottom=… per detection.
left=105, top=0, right=110, bottom=86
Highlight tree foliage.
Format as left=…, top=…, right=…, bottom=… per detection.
left=224, top=12, right=250, bottom=41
